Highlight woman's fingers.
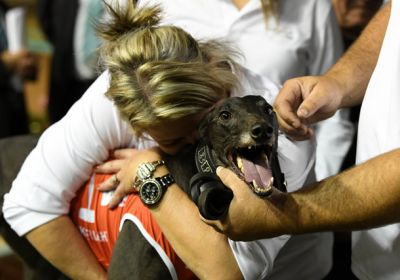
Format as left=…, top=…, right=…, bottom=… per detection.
left=97, top=170, right=136, bottom=208
left=107, top=185, right=130, bottom=209
left=111, top=148, right=138, bottom=159
left=95, top=159, right=128, bottom=173
left=95, top=148, right=138, bottom=173
left=97, top=173, right=122, bottom=191
left=97, top=147, right=163, bottom=208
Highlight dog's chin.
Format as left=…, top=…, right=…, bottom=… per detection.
left=227, top=144, right=274, bottom=197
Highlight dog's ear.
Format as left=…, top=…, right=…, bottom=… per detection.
left=198, top=115, right=211, bottom=140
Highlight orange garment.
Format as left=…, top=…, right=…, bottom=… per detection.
left=70, top=173, right=196, bottom=279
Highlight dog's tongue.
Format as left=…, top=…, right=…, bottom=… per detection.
left=241, top=156, right=272, bottom=188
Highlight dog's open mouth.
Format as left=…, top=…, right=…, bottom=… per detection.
left=230, top=145, right=273, bottom=196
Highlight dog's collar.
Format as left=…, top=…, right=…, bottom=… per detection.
left=194, top=141, right=217, bottom=174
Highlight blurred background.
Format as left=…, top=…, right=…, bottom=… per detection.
left=1, top=0, right=50, bottom=279
left=5, top=0, right=51, bottom=135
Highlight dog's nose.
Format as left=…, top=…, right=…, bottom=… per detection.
left=251, top=124, right=274, bottom=140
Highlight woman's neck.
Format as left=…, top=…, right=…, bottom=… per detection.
left=231, top=0, right=250, bottom=10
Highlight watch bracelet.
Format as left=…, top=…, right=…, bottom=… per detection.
left=137, top=160, right=165, bottom=180
left=133, top=160, right=166, bottom=190
left=156, top=174, right=175, bottom=187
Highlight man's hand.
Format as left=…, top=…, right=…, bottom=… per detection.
left=274, top=75, right=344, bottom=140
left=203, top=167, right=297, bottom=241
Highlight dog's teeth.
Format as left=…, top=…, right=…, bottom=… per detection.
left=268, top=177, right=274, bottom=188
left=237, top=157, right=243, bottom=170
left=252, top=179, right=259, bottom=189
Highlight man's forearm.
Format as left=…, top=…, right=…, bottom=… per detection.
left=214, top=146, right=399, bottom=240
left=326, top=1, right=390, bottom=108
left=26, top=215, right=107, bottom=280
left=292, top=148, right=400, bottom=233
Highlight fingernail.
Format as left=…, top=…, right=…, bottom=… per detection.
left=291, top=120, right=300, bottom=128
left=298, top=108, right=308, bottom=118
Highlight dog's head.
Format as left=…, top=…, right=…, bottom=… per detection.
left=197, top=95, right=285, bottom=195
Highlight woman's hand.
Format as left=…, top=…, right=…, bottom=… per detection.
left=95, top=148, right=138, bottom=190
left=96, top=147, right=164, bottom=208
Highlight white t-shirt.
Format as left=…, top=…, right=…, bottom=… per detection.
left=141, top=0, right=354, bottom=182
left=3, top=68, right=316, bottom=279
left=353, top=1, right=400, bottom=279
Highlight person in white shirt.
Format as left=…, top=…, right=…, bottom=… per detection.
left=141, top=0, right=354, bottom=182
left=3, top=2, right=317, bottom=279
left=208, top=2, right=400, bottom=280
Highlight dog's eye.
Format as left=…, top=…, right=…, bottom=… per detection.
left=219, top=111, right=231, bottom=120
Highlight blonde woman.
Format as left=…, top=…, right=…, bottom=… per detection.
left=99, top=0, right=346, bottom=278
left=3, top=2, right=315, bottom=279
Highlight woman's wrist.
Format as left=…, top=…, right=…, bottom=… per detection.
left=130, top=147, right=165, bottom=182
left=133, top=149, right=176, bottom=207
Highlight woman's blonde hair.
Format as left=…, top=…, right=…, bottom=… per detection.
left=261, top=0, right=279, bottom=26
left=97, top=1, right=239, bottom=136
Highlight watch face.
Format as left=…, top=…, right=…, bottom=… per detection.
left=139, top=179, right=163, bottom=205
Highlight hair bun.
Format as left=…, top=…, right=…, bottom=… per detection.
left=99, top=0, right=162, bottom=42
